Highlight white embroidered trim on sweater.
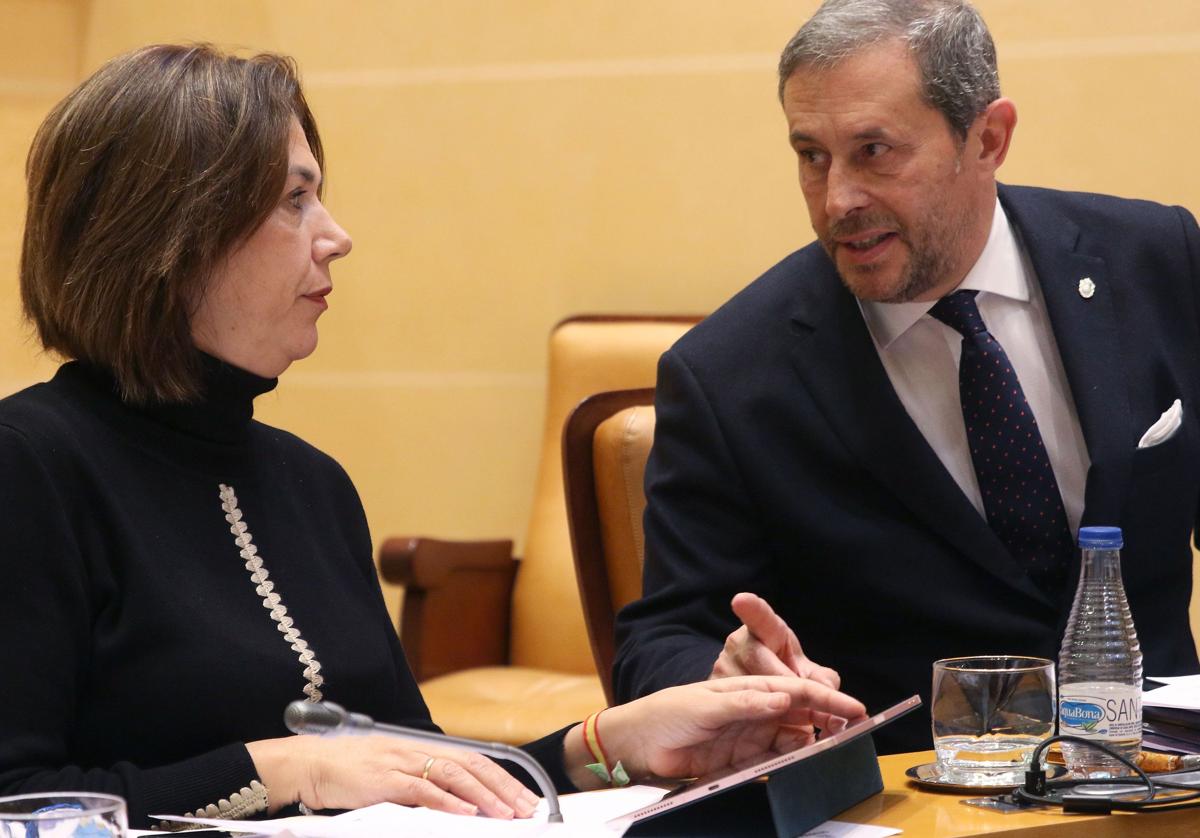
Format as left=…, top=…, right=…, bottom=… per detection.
left=182, top=780, right=269, bottom=822
left=219, top=483, right=324, bottom=702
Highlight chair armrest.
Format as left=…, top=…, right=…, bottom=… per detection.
left=378, top=536, right=518, bottom=682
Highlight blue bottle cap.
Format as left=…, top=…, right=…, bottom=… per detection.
left=1078, top=526, right=1123, bottom=548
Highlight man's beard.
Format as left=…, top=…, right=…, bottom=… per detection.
left=821, top=202, right=974, bottom=304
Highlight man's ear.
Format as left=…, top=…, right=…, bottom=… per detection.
left=973, top=97, right=1017, bottom=173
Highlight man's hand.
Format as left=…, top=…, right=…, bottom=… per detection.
left=710, top=593, right=841, bottom=690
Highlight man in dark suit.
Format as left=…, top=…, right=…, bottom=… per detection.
left=613, top=0, right=1200, bottom=754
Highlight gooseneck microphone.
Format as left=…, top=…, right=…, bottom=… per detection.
left=284, top=700, right=563, bottom=823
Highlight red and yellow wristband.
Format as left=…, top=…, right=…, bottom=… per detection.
left=582, top=710, right=630, bottom=787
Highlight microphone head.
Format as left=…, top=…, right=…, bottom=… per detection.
left=284, top=700, right=347, bottom=734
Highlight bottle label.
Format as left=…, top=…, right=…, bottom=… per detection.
left=1058, top=682, right=1142, bottom=740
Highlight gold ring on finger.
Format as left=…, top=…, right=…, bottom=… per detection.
left=421, top=756, right=435, bottom=781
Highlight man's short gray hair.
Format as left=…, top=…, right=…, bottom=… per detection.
left=778, top=0, right=999, bottom=140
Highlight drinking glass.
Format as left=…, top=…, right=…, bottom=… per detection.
left=931, top=655, right=1055, bottom=785
left=0, top=792, right=126, bottom=837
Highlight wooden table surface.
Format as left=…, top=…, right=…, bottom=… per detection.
left=840, top=751, right=1199, bottom=836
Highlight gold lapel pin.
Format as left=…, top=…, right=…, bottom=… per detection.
left=1078, top=277, right=1096, bottom=299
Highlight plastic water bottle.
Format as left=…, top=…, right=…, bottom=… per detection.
left=1057, top=526, right=1143, bottom=776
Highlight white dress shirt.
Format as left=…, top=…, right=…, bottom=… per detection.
left=859, top=199, right=1091, bottom=535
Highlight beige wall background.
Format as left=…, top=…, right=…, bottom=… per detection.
left=1, top=1, right=1198, bottom=626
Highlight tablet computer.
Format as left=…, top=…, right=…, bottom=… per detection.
left=611, top=693, right=922, bottom=830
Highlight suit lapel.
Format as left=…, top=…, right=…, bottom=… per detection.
left=1000, top=186, right=1133, bottom=534
left=786, top=258, right=1055, bottom=607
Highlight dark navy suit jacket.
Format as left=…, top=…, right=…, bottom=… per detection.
left=613, top=184, right=1200, bottom=754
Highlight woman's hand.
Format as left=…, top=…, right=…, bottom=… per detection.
left=564, top=676, right=868, bottom=788
left=246, top=734, right=539, bottom=819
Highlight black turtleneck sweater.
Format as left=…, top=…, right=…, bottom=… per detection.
left=0, top=359, right=572, bottom=827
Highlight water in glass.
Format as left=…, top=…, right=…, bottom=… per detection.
left=932, top=656, right=1055, bottom=785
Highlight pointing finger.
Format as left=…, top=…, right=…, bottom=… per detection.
left=730, top=593, right=792, bottom=650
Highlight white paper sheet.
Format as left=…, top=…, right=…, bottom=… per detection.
left=800, top=822, right=902, bottom=837
left=154, top=786, right=669, bottom=837
left=1145, top=674, right=1200, bottom=710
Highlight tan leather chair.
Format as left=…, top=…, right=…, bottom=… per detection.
left=563, top=388, right=658, bottom=704
left=380, top=316, right=699, bottom=743
left=1192, top=547, right=1200, bottom=661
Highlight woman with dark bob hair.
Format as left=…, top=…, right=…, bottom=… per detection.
left=0, top=44, right=865, bottom=829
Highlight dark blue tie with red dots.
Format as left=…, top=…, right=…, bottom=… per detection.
left=929, top=290, right=1072, bottom=593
